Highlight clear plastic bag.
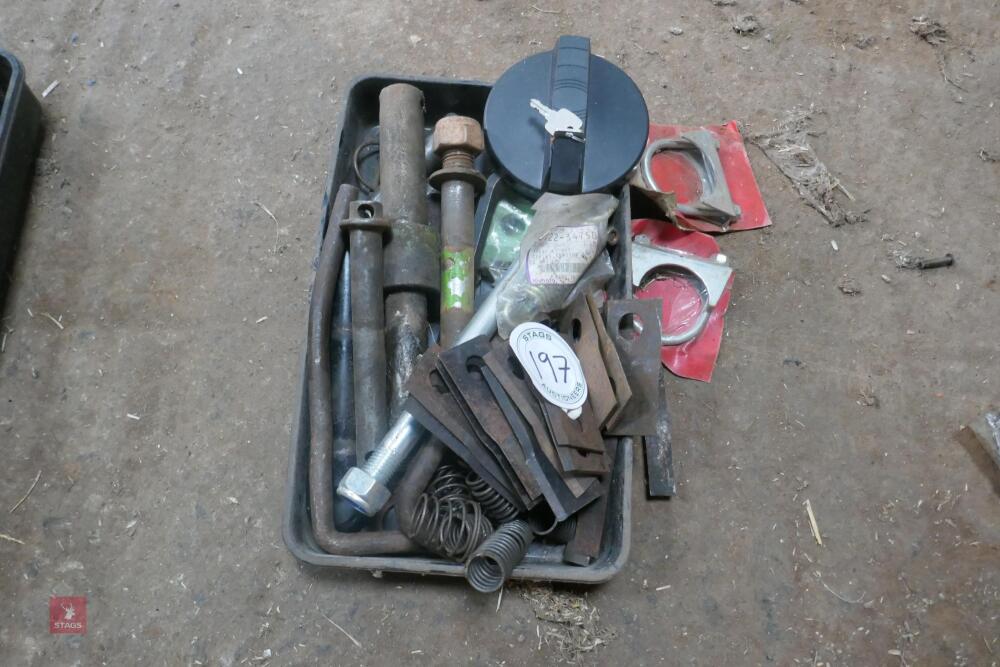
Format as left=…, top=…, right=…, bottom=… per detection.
left=479, top=195, right=535, bottom=284
left=495, top=193, right=618, bottom=338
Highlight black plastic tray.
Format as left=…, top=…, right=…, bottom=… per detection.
left=0, top=50, right=43, bottom=311
left=282, top=74, right=635, bottom=583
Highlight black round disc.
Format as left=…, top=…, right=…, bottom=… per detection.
left=484, top=48, right=649, bottom=196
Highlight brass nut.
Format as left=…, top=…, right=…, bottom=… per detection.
left=433, top=116, right=485, bottom=156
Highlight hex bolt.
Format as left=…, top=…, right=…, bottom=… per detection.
left=430, top=116, right=486, bottom=346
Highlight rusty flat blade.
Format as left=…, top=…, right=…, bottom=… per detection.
left=602, top=298, right=662, bottom=437
left=540, top=399, right=606, bottom=453
left=404, top=348, right=524, bottom=509
left=644, top=368, right=676, bottom=497
left=555, top=444, right=609, bottom=475
left=559, top=296, right=618, bottom=428
left=438, top=337, right=543, bottom=503
left=563, top=438, right=618, bottom=566
left=478, top=360, right=602, bottom=522
left=482, top=342, right=592, bottom=498
left=587, top=294, right=633, bottom=430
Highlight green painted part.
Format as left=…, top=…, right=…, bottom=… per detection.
left=480, top=195, right=535, bottom=282
left=441, top=247, right=474, bottom=311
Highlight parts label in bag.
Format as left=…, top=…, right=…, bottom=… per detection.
left=526, top=225, right=601, bottom=285
left=510, top=322, right=588, bottom=418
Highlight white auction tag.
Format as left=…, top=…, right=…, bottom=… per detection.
left=509, top=322, right=588, bottom=418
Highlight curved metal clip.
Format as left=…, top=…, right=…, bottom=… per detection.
left=641, top=130, right=741, bottom=227
left=631, top=239, right=733, bottom=346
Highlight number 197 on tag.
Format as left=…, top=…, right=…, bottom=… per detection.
left=528, top=351, right=570, bottom=384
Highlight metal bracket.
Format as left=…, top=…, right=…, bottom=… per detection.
left=641, top=129, right=741, bottom=227
left=631, top=240, right=733, bottom=346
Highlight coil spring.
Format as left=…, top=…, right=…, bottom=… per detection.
left=466, top=471, right=519, bottom=524
left=407, top=465, right=492, bottom=561
left=429, top=463, right=470, bottom=502
left=465, top=519, right=534, bottom=593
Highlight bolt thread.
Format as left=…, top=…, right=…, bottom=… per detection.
left=465, top=519, right=533, bottom=593
left=361, top=416, right=421, bottom=483
left=362, top=440, right=398, bottom=479
left=441, top=150, right=475, bottom=171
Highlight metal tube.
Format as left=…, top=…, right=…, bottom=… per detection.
left=385, top=294, right=427, bottom=417
left=309, top=183, right=415, bottom=555
left=379, top=83, right=430, bottom=418
left=379, top=84, right=427, bottom=238
left=916, top=253, right=954, bottom=270
left=349, top=218, right=388, bottom=461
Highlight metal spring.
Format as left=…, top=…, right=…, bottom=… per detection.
left=409, top=494, right=492, bottom=561
left=466, top=471, right=519, bottom=524
left=465, top=519, right=534, bottom=593
left=429, top=463, right=471, bottom=502
left=407, top=465, right=492, bottom=561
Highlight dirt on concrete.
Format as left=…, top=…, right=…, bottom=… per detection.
left=1, top=1, right=998, bottom=665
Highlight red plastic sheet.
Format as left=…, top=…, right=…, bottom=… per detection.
left=646, top=121, right=771, bottom=234
left=632, top=218, right=734, bottom=383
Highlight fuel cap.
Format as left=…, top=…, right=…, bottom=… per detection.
left=484, top=35, right=649, bottom=197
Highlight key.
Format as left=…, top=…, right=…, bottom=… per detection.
left=529, top=99, right=584, bottom=137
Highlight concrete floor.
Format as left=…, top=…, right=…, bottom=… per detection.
left=2, top=1, right=998, bottom=665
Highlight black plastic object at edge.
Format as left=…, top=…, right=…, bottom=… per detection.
left=0, top=50, right=44, bottom=312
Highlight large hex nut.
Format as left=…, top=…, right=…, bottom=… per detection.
left=337, top=467, right=391, bottom=517
left=432, top=116, right=485, bottom=156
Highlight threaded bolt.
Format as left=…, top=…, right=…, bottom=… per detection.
left=440, top=149, right=475, bottom=171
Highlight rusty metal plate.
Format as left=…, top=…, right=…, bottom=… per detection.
left=555, top=445, right=608, bottom=475
left=563, top=438, right=618, bottom=566
left=482, top=343, right=591, bottom=499
left=478, top=360, right=603, bottom=522
left=540, top=400, right=606, bottom=454
left=425, top=361, right=531, bottom=505
left=404, top=348, right=523, bottom=509
left=438, top=337, right=543, bottom=503
left=603, top=298, right=663, bottom=437
left=587, top=294, right=633, bottom=430
left=644, top=367, right=676, bottom=498
left=559, top=297, right=617, bottom=428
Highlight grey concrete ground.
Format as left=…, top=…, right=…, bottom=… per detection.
left=1, top=1, right=998, bottom=665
